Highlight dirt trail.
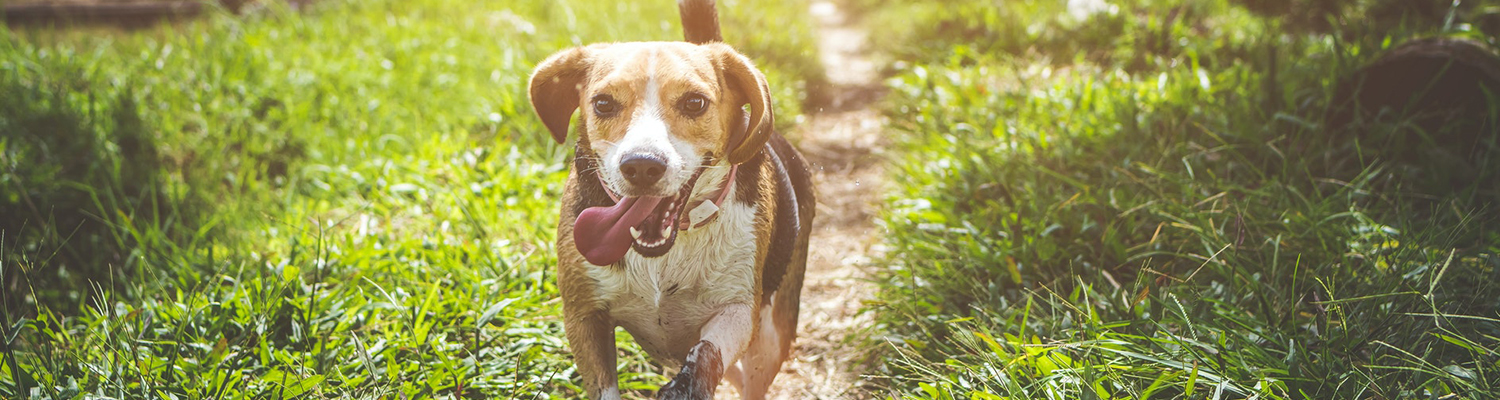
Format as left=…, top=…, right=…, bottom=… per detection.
left=736, top=1, right=889, bottom=398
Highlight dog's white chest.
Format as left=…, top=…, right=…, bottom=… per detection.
left=585, top=201, right=759, bottom=365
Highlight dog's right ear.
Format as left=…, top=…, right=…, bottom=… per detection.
left=709, top=45, right=774, bottom=165
left=529, top=47, right=592, bottom=144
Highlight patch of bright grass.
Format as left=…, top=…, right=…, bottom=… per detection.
left=0, top=0, right=821, bottom=398
left=859, top=0, right=1500, bottom=398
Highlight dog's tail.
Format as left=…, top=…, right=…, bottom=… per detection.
left=678, top=0, right=722, bottom=44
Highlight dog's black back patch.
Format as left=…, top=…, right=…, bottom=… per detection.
left=732, top=142, right=764, bottom=205
left=756, top=132, right=814, bottom=304
left=770, top=133, right=816, bottom=224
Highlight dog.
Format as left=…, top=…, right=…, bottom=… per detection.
left=526, top=0, right=815, bottom=399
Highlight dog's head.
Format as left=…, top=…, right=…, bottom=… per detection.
left=530, top=42, right=773, bottom=188
left=528, top=42, right=773, bottom=262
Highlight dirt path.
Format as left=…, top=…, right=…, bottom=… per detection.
left=741, top=1, right=889, bottom=398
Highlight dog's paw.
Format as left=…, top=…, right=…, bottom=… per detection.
left=656, top=374, right=705, bottom=400
left=656, top=340, right=722, bottom=400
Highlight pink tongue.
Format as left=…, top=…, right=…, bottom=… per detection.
left=574, top=196, right=664, bottom=265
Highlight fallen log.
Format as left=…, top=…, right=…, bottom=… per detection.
left=1326, top=37, right=1500, bottom=192
left=1329, top=37, right=1500, bottom=137
left=2, top=1, right=212, bottom=28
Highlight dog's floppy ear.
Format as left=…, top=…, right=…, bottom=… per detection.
left=529, top=47, right=592, bottom=144
left=710, top=44, right=774, bottom=164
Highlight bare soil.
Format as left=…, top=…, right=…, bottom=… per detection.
left=723, top=1, right=889, bottom=398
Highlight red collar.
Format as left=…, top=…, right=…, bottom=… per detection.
left=597, top=164, right=738, bottom=230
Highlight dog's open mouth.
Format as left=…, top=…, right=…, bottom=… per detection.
left=627, top=169, right=704, bottom=257
left=573, top=167, right=707, bottom=265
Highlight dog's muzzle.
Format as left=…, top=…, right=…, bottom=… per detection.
left=572, top=161, right=736, bottom=265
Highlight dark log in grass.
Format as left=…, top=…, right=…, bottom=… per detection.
left=1330, top=38, right=1500, bottom=147
left=1, top=0, right=312, bottom=28
left=1328, top=37, right=1500, bottom=192
left=3, top=1, right=208, bottom=28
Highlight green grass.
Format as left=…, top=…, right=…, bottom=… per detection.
left=857, top=0, right=1500, bottom=398
left=8, top=0, right=1500, bottom=398
left=0, top=0, right=821, bottom=398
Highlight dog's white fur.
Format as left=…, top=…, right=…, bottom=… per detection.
left=529, top=2, right=810, bottom=397
left=583, top=194, right=762, bottom=392
left=599, top=54, right=705, bottom=198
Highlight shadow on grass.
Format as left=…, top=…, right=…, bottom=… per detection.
left=1, top=60, right=209, bottom=314
left=870, top=16, right=1499, bottom=396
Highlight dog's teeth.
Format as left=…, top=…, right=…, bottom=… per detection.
left=630, top=226, right=642, bottom=239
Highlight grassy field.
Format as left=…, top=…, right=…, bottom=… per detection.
left=5, top=0, right=1500, bottom=399
left=857, top=0, right=1500, bottom=398
left=0, top=0, right=821, bottom=398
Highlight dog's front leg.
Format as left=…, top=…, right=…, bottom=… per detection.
left=566, top=309, right=620, bottom=399
left=658, top=303, right=753, bottom=400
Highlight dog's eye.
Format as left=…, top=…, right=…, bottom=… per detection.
left=593, top=95, right=621, bottom=117
left=678, top=94, right=709, bottom=116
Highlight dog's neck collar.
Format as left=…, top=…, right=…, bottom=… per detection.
left=596, top=163, right=738, bottom=230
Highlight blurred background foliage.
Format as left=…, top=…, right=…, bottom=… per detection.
left=3, top=0, right=1499, bottom=398
left=852, top=0, right=1500, bottom=398
left=1, top=0, right=821, bottom=397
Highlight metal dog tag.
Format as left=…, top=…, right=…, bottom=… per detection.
left=687, top=201, right=720, bottom=228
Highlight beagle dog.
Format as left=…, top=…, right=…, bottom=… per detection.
left=526, top=1, right=814, bottom=399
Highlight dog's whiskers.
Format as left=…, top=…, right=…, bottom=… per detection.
left=529, top=1, right=810, bottom=394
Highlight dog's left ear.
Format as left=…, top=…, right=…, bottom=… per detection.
left=709, top=44, right=775, bottom=164
left=529, top=47, right=593, bottom=144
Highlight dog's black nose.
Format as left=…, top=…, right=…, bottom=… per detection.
left=620, top=155, right=667, bottom=187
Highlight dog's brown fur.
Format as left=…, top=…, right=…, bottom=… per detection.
left=530, top=42, right=773, bottom=174
left=527, top=1, right=813, bottom=399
